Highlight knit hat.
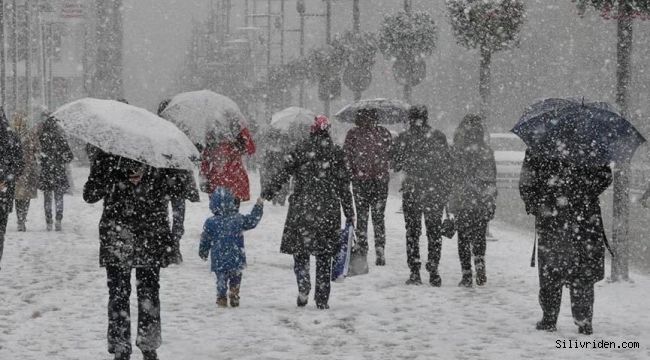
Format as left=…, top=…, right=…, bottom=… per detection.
left=311, top=115, right=331, bottom=134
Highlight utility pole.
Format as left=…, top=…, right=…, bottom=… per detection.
left=297, top=0, right=305, bottom=107
left=93, top=0, right=124, bottom=99
left=353, top=0, right=360, bottom=33
left=323, top=0, right=331, bottom=116
left=25, top=0, right=31, bottom=118
left=0, top=0, right=5, bottom=109
left=404, top=0, right=411, bottom=13
left=11, top=0, right=17, bottom=113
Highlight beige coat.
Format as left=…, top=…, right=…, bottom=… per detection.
left=12, top=114, right=39, bottom=201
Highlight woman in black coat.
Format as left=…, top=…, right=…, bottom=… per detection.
left=0, top=108, right=24, bottom=269
left=84, top=150, right=174, bottom=360
left=38, top=116, right=73, bottom=231
left=519, top=150, right=611, bottom=335
left=448, top=114, right=497, bottom=287
left=262, top=115, right=354, bottom=309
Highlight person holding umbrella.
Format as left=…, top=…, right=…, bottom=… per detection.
left=261, top=115, right=354, bottom=309
left=392, top=105, right=452, bottom=286
left=54, top=98, right=200, bottom=360
left=343, top=108, right=393, bottom=266
left=514, top=98, right=645, bottom=335
left=0, top=108, right=24, bottom=270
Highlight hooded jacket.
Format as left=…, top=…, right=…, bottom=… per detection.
left=343, top=114, right=392, bottom=181
left=199, top=187, right=263, bottom=273
left=200, top=128, right=256, bottom=201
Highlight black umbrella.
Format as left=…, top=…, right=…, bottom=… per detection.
left=512, top=98, right=645, bottom=167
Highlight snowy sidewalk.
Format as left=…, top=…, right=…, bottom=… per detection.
left=0, top=167, right=648, bottom=360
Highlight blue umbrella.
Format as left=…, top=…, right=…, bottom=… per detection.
left=511, top=98, right=646, bottom=167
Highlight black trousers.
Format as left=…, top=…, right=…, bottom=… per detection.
left=0, top=207, right=8, bottom=267
left=43, top=190, right=64, bottom=222
left=106, top=266, right=161, bottom=355
left=538, top=266, right=595, bottom=326
left=293, top=254, right=332, bottom=306
left=352, top=179, right=388, bottom=252
left=456, top=209, right=488, bottom=271
left=15, top=199, right=30, bottom=224
left=402, top=190, right=444, bottom=273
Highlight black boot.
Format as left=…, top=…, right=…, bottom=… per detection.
left=375, top=247, right=386, bottom=266
left=142, top=350, right=158, bottom=360
left=405, top=270, right=422, bottom=285
left=429, top=270, right=442, bottom=287
left=458, top=270, right=473, bottom=288
left=475, top=256, right=486, bottom=286
left=536, top=320, right=557, bottom=332
left=296, top=293, right=308, bottom=307
left=578, top=323, right=593, bottom=335
left=113, top=352, right=130, bottom=360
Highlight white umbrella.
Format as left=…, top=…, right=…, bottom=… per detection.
left=160, top=90, right=245, bottom=145
left=270, top=107, right=315, bottom=131
left=52, top=98, right=199, bottom=170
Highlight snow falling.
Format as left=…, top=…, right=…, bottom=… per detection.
left=1, top=1, right=650, bottom=359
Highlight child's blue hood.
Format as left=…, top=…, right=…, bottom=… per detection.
left=210, top=187, right=238, bottom=216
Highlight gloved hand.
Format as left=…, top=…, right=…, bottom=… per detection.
left=199, top=250, right=209, bottom=261
left=345, top=217, right=354, bottom=227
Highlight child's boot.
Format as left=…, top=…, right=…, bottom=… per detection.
left=216, top=296, right=228, bottom=308
left=229, top=286, right=240, bottom=307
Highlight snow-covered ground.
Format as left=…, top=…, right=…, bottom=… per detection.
left=1, top=166, right=648, bottom=360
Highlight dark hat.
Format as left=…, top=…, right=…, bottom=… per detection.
left=409, top=104, right=428, bottom=120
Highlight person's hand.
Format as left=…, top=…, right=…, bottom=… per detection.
left=345, top=217, right=354, bottom=227
left=0, top=181, right=6, bottom=192
left=199, top=251, right=208, bottom=261
left=256, top=197, right=264, bottom=206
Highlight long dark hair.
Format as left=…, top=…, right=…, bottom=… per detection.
left=453, top=114, right=485, bottom=151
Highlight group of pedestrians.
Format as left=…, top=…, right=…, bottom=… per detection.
left=0, top=108, right=73, bottom=268
left=0, top=97, right=614, bottom=359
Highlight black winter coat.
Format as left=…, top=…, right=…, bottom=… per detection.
left=392, top=124, right=452, bottom=205
left=38, top=120, right=73, bottom=192
left=519, top=150, right=612, bottom=284
left=0, top=113, right=24, bottom=213
left=83, top=152, right=175, bottom=268
left=263, top=133, right=354, bottom=256
left=448, top=144, right=497, bottom=218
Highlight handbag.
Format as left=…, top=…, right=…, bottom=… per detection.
left=347, top=229, right=369, bottom=277
left=441, top=211, right=456, bottom=239
left=331, top=224, right=353, bottom=282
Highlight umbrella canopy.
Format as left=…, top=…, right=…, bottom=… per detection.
left=270, top=107, right=315, bottom=132
left=52, top=98, right=199, bottom=170
left=160, top=90, right=244, bottom=145
left=512, top=98, right=646, bottom=167
left=335, top=98, right=410, bottom=125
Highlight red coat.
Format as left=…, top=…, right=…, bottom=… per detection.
left=200, top=128, right=256, bottom=201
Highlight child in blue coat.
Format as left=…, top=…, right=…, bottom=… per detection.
left=199, top=187, right=264, bottom=307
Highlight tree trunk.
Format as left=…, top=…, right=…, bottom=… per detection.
left=11, top=0, right=17, bottom=112
left=479, top=47, right=491, bottom=123
left=352, top=0, right=360, bottom=33
left=611, top=15, right=633, bottom=282
left=93, top=0, right=124, bottom=99
left=403, top=84, right=412, bottom=104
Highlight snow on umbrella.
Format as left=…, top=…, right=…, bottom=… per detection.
left=160, top=90, right=245, bottom=145
left=512, top=98, right=646, bottom=167
left=270, top=107, right=315, bottom=132
left=52, top=98, right=199, bottom=171
left=335, top=98, right=410, bottom=125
